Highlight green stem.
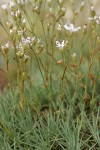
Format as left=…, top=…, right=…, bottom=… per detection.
left=30, top=46, right=48, bottom=90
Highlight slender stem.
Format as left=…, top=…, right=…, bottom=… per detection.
left=30, top=46, right=48, bottom=90
left=0, top=21, right=9, bottom=36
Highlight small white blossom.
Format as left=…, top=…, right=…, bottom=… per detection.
left=64, top=22, right=81, bottom=32
left=16, top=50, right=24, bottom=58
left=31, top=36, right=36, bottom=45
left=18, top=30, right=24, bottom=35
left=6, top=42, right=10, bottom=48
left=16, top=43, right=24, bottom=58
left=2, top=42, right=10, bottom=50
left=96, top=20, right=100, bottom=25
left=56, top=40, right=68, bottom=49
left=33, top=5, right=39, bottom=12
left=10, top=29, right=13, bottom=34
left=47, top=0, right=51, bottom=2
left=57, top=59, right=63, bottom=64
left=94, top=16, right=100, bottom=24
left=31, top=36, right=36, bottom=42
left=1, top=3, right=8, bottom=10
left=83, top=24, right=87, bottom=30
left=81, top=1, right=85, bottom=7
left=9, top=1, right=15, bottom=9
left=88, top=16, right=100, bottom=25
left=22, top=37, right=31, bottom=44
left=97, top=36, right=100, bottom=43
left=59, top=0, right=63, bottom=3
left=15, top=9, right=21, bottom=18
left=6, top=20, right=13, bottom=29
left=91, top=6, right=95, bottom=11
left=11, top=11, right=15, bottom=16
left=17, top=0, right=28, bottom=4
left=49, top=8, right=53, bottom=12
left=57, top=24, right=62, bottom=31
left=22, top=19, right=26, bottom=24
left=71, top=53, right=76, bottom=58
left=61, top=7, right=66, bottom=13
left=16, top=44, right=23, bottom=51
left=88, top=17, right=93, bottom=21
left=24, top=53, right=30, bottom=60
left=37, top=38, right=42, bottom=44
left=1, top=42, right=10, bottom=54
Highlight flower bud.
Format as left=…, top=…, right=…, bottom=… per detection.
left=80, top=1, right=85, bottom=11
left=7, top=21, right=13, bottom=29
left=16, top=50, right=24, bottom=58
left=24, top=53, right=30, bottom=63
left=58, top=0, right=64, bottom=7
left=1, top=43, right=10, bottom=56
left=83, top=24, right=87, bottom=34
left=90, top=6, right=95, bottom=17
left=60, top=7, right=66, bottom=16
left=15, top=9, right=22, bottom=19
left=47, top=0, right=51, bottom=6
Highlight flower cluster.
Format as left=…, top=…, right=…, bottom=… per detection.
left=64, top=22, right=81, bottom=32
left=0, top=0, right=99, bottom=98
left=56, top=40, right=68, bottom=50
left=88, top=16, right=100, bottom=25
left=1, top=43, right=10, bottom=56
left=1, top=1, right=15, bottom=10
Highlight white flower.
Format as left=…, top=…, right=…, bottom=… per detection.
left=49, top=8, right=53, bottom=12
left=81, top=1, right=85, bottom=7
left=61, top=7, right=66, bottom=13
left=16, top=43, right=23, bottom=51
left=11, top=11, right=15, bottom=16
left=22, top=37, right=31, bottom=44
left=95, top=18, right=100, bottom=24
left=6, top=42, right=10, bottom=48
left=22, top=19, right=26, bottom=24
left=91, top=6, right=95, bottom=11
left=16, top=50, right=24, bottom=58
left=88, top=16, right=100, bottom=25
left=59, top=0, right=63, bottom=3
left=31, top=36, right=36, bottom=41
left=17, top=0, right=28, bottom=4
left=9, top=1, right=15, bottom=9
left=97, top=36, right=100, bottom=40
left=33, top=5, right=39, bottom=11
left=47, top=0, right=51, bottom=2
left=10, top=29, right=13, bottom=34
left=83, top=24, right=87, bottom=30
left=15, top=9, right=21, bottom=17
left=71, top=53, right=76, bottom=58
left=1, top=3, right=8, bottom=10
left=57, top=24, right=62, bottom=31
left=64, top=22, right=81, bottom=32
left=31, top=36, right=36, bottom=45
left=94, top=16, right=100, bottom=25
left=1, top=42, right=10, bottom=54
left=97, top=37, right=100, bottom=43
left=88, top=17, right=93, bottom=21
left=37, top=38, right=42, bottom=45
left=18, top=30, right=24, bottom=35
left=57, top=59, right=63, bottom=64
left=56, top=40, right=68, bottom=49
left=2, top=42, right=10, bottom=50
left=24, top=53, right=30, bottom=60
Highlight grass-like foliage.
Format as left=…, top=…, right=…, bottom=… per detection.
left=0, top=0, right=100, bottom=149
left=0, top=90, right=100, bottom=149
